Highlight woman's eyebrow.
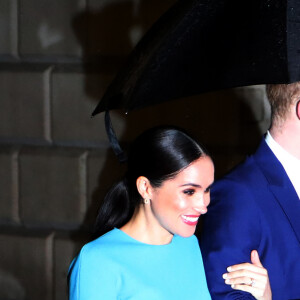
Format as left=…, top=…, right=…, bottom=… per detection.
left=179, top=183, right=202, bottom=188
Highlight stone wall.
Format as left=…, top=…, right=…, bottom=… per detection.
left=0, top=0, right=271, bottom=299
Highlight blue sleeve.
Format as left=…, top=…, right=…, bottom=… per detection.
left=200, top=179, right=260, bottom=299
left=68, top=245, right=120, bottom=300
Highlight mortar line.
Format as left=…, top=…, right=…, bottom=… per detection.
left=45, top=232, right=55, bottom=300
left=43, top=66, right=54, bottom=143
left=11, top=150, right=21, bottom=223
left=11, top=0, right=19, bottom=58
left=79, top=151, right=89, bottom=220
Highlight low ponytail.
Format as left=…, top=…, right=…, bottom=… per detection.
left=93, top=178, right=134, bottom=238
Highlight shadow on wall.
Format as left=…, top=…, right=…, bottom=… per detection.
left=72, top=0, right=177, bottom=66
left=71, top=1, right=270, bottom=238
left=0, top=269, right=26, bottom=300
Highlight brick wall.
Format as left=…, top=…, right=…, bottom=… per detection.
left=0, top=0, right=271, bottom=299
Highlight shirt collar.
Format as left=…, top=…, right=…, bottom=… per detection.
left=265, top=131, right=300, bottom=198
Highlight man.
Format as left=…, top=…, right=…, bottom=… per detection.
left=200, top=82, right=300, bottom=299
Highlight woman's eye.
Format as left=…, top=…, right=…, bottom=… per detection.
left=183, top=189, right=195, bottom=195
left=204, top=187, right=211, bottom=193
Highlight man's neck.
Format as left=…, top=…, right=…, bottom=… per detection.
left=270, top=119, right=300, bottom=160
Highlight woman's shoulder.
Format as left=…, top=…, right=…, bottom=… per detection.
left=82, top=228, right=123, bottom=253
left=71, top=229, right=124, bottom=269
left=68, top=229, right=123, bottom=292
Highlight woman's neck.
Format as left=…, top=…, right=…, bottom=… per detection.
left=120, top=205, right=173, bottom=245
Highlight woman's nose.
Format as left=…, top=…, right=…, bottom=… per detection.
left=194, top=193, right=209, bottom=214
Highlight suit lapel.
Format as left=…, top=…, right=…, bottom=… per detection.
left=254, top=140, right=300, bottom=246
left=269, top=184, right=300, bottom=244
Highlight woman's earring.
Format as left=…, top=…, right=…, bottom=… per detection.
left=144, top=198, right=151, bottom=204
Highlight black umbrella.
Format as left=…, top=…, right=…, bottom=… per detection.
left=92, top=0, right=300, bottom=116
left=91, top=0, right=300, bottom=161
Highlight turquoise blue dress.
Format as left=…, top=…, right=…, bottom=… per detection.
left=69, top=228, right=211, bottom=299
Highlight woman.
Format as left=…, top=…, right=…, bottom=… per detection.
left=68, top=126, right=271, bottom=299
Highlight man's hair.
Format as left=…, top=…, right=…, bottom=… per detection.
left=266, top=82, right=300, bottom=124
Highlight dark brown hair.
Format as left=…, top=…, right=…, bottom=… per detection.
left=266, top=82, right=300, bottom=124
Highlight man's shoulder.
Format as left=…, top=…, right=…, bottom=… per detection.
left=210, top=141, right=272, bottom=207
left=216, top=139, right=271, bottom=186
left=215, top=155, right=259, bottom=189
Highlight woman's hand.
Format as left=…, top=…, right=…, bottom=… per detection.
left=222, top=250, right=272, bottom=300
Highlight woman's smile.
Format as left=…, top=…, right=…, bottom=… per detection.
left=181, top=214, right=201, bottom=226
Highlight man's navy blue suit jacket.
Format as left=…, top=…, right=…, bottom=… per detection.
left=200, top=139, right=300, bottom=299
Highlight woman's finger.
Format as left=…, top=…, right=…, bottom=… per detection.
left=223, top=267, right=268, bottom=281
left=251, top=250, right=263, bottom=268
left=231, top=283, right=265, bottom=298
left=226, top=262, right=268, bottom=275
left=224, top=274, right=266, bottom=289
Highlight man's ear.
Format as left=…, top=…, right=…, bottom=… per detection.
left=136, top=176, right=153, bottom=200
left=296, top=100, right=300, bottom=120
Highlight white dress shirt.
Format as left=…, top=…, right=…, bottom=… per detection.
left=265, top=131, right=300, bottom=199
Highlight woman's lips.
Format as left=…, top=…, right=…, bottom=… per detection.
left=181, top=215, right=200, bottom=226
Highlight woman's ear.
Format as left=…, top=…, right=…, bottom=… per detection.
left=296, top=100, right=300, bottom=120
left=136, top=176, right=153, bottom=200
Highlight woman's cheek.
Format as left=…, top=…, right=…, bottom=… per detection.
left=175, top=196, right=188, bottom=210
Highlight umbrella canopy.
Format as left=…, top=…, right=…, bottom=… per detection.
left=92, top=0, right=300, bottom=116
